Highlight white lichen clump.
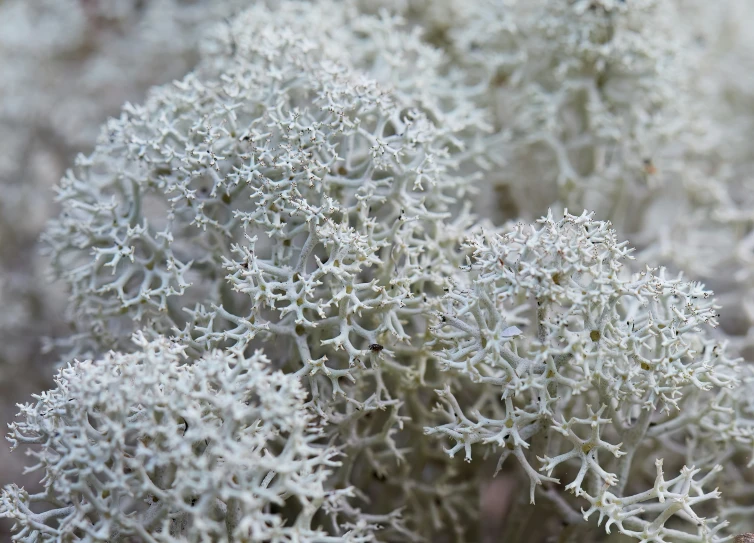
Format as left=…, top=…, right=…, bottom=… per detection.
left=2, top=0, right=754, bottom=542
left=0, top=334, right=373, bottom=542
left=45, top=16, right=468, bottom=367
left=43, top=12, right=479, bottom=540
left=428, top=211, right=745, bottom=541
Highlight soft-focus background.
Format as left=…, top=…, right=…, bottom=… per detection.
left=2, top=0, right=754, bottom=540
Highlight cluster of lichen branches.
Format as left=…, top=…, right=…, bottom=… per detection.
left=1, top=1, right=754, bottom=542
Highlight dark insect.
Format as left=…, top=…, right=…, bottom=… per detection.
left=368, top=343, right=384, bottom=352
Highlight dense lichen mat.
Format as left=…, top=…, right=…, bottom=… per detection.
left=1, top=1, right=754, bottom=541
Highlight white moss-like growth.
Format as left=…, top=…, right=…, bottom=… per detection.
left=44, top=12, right=481, bottom=541
left=0, top=334, right=373, bottom=542
left=201, top=1, right=487, bottom=142
left=45, top=21, right=469, bottom=387
left=427, top=211, right=742, bottom=541
left=8, top=1, right=754, bottom=541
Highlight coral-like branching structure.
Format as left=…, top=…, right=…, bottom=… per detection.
left=427, top=212, right=745, bottom=541
left=0, top=334, right=373, bottom=542
left=3, top=1, right=754, bottom=542
left=43, top=12, right=481, bottom=540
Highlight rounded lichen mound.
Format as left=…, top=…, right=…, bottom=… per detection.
left=426, top=211, right=743, bottom=542
left=43, top=18, right=479, bottom=540
left=0, top=333, right=371, bottom=542
left=45, top=24, right=469, bottom=380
